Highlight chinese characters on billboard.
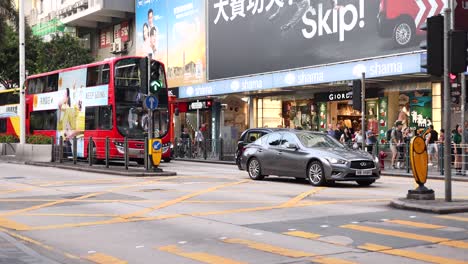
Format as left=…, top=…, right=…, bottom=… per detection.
left=136, top=0, right=206, bottom=88
left=208, top=0, right=443, bottom=80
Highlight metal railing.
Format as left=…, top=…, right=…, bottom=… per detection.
left=53, top=136, right=149, bottom=170
left=174, top=137, right=237, bottom=161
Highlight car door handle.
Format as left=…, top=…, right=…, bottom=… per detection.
left=258, top=149, right=263, bottom=153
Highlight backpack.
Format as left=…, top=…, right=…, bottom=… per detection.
left=386, top=128, right=394, bottom=142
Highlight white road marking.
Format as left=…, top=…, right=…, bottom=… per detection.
left=320, top=225, right=329, bottom=228
left=178, top=241, right=187, bottom=244
left=136, top=245, right=144, bottom=249
left=87, top=250, right=96, bottom=254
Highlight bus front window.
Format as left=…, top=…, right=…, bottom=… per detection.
left=115, top=58, right=168, bottom=139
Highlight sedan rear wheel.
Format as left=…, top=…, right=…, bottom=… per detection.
left=308, top=161, right=326, bottom=186
left=248, top=158, right=264, bottom=180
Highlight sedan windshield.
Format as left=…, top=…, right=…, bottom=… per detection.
left=298, top=133, right=344, bottom=148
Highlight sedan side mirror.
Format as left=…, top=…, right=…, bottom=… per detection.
left=286, top=142, right=298, bottom=149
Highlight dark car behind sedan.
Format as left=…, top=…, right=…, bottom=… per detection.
left=240, top=130, right=380, bottom=186
left=235, top=128, right=285, bottom=169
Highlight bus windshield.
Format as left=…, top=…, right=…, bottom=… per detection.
left=114, top=58, right=168, bottom=139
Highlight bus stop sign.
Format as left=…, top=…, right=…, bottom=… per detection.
left=144, top=95, right=158, bottom=110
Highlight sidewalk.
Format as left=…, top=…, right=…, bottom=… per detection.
left=390, top=198, right=468, bottom=214
left=381, top=167, right=468, bottom=182
left=0, top=230, right=60, bottom=264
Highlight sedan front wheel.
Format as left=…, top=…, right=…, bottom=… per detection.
left=308, top=161, right=326, bottom=186
left=248, top=158, right=264, bottom=180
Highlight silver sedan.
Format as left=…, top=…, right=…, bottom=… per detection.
left=240, top=130, right=380, bottom=186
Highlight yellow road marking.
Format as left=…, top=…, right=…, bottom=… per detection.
left=281, top=187, right=326, bottom=207
left=358, top=243, right=392, bottom=251
left=86, top=253, right=128, bottom=264
left=38, top=178, right=130, bottom=187
left=439, top=240, right=468, bottom=249
left=0, top=176, right=179, bottom=217
left=0, top=187, right=35, bottom=194
left=0, top=217, right=31, bottom=230
left=341, top=224, right=448, bottom=243
left=0, top=228, right=80, bottom=259
left=158, top=245, right=246, bottom=264
left=312, top=256, right=358, bottom=264
left=119, top=180, right=249, bottom=219
left=23, top=213, right=119, bottom=217
left=436, top=215, right=468, bottom=222
left=24, top=198, right=390, bottom=231
left=385, top=219, right=446, bottom=229
left=359, top=243, right=468, bottom=264
left=222, top=238, right=315, bottom=258
left=283, top=231, right=321, bottom=239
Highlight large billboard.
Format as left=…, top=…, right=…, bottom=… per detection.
left=135, top=0, right=206, bottom=88
left=208, top=0, right=444, bottom=80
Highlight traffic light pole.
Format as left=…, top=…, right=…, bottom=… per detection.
left=147, top=54, right=153, bottom=170
left=361, top=73, right=366, bottom=151
left=462, top=73, right=466, bottom=145
left=443, top=8, right=452, bottom=202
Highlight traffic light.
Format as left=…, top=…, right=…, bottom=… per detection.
left=449, top=30, right=468, bottom=74
left=352, top=80, right=362, bottom=112
left=420, top=15, right=444, bottom=76
left=149, top=61, right=163, bottom=94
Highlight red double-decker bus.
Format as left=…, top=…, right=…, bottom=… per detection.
left=0, top=88, right=20, bottom=139
left=25, top=56, right=173, bottom=163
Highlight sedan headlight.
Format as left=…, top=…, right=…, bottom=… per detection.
left=327, top=158, right=347, bottom=164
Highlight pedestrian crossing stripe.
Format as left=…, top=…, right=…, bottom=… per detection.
left=283, top=231, right=322, bottom=239
left=312, top=256, right=358, bottom=264
left=341, top=224, right=468, bottom=249
left=359, top=243, right=467, bottom=264
left=85, top=253, right=128, bottom=264
left=222, top=238, right=315, bottom=258
left=436, top=215, right=468, bottom=222
left=158, top=245, right=246, bottom=264
left=385, top=219, right=445, bottom=229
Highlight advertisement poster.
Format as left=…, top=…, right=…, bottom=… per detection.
left=135, top=0, right=206, bottom=87
left=378, top=97, right=388, bottom=143
left=409, top=94, right=432, bottom=131
left=366, top=99, right=378, bottom=135
left=208, top=0, right=442, bottom=80
left=53, top=69, right=109, bottom=157
left=135, top=0, right=168, bottom=65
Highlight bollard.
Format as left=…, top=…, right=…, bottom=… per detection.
left=219, top=137, right=224, bottom=161
left=144, top=137, right=149, bottom=171
left=124, top=137, right=129, bottom=170
left=406, top=143, right=410, bottom=173
left=189, top=140, right=193, bottom=159
left=59, top=136, right=63, bottom=163
left=204, top=139, right=207, bottom=160
left=88, top=137, right=93, bottom=166
left=73, top=137, right=77, bottom=165
left=440, top=144, right=444, bottom=175
left=105, top=137, right=110, bottom=168
left=51, top=136, right=55, bottom=162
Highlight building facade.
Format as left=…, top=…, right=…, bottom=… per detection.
left=26, top=0, right=135, bottom=61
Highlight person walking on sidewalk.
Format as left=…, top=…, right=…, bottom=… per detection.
left=452, top=124, right=463, bottom=175
left=390, top=121, right=403, bottom=169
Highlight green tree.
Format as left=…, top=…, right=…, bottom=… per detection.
left=0, top=23, right=42, bottom=88
left=0, top=0, right=18, bottom=45
left=35, top=34, right=93, bottom=73
left=0, top=23, right=93, bottom=88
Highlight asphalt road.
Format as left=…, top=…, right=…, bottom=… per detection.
left=0, top=160, right=467, bottom=264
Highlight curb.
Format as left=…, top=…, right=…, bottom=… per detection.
left=389, top=198, right=468, bottom=214
left=174, top=158, right=236, bottom=166
left=381, top=171, right=468, bottom=182
left=25, top=162, right=177, bottom=177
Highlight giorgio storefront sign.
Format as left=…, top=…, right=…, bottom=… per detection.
left=208, top=0, right=442, bottom=80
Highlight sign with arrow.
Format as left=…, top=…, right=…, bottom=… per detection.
left=144, top=95, right=158, bottom=110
